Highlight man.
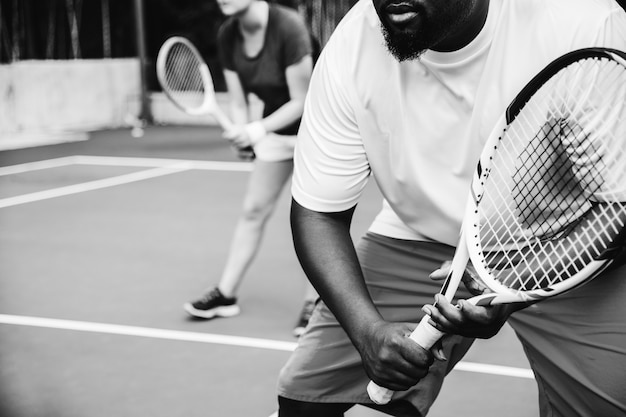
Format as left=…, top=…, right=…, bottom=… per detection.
left=278, top=0, right=626, bottom=416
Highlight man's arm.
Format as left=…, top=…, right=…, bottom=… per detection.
left=290, top=199, right=435, bottom=391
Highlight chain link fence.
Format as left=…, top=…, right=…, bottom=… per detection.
left=0, top=0, right=356, bottom=64
left=298, top=0, right=357, bottom=47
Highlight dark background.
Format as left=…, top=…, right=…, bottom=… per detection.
left=0, top=0, right=354, bottom=91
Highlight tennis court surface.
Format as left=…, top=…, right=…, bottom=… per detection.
left=0, top=126, right=538, bottom=417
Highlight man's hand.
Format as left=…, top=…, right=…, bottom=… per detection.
left=426, top=262, right=526, bottom=339
left=423, top=294, right=510, bottom=339
left=357, top=321, right=438, bottom=391
left=429, top=260, right=490, bottom=297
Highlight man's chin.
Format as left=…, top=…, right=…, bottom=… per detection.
left=387, top=44, right=426, bottom=61
left=382, top=26, right=427, bottom=61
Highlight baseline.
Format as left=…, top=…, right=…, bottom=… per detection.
left=0, top=314, right=534, bottom=379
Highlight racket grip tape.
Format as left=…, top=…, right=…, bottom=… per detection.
left=366, top=316, right=445, bottom=405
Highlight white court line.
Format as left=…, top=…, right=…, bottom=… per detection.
left=73, top=155, right=253, bottom=172
left=0, top=163, right=193, bottom=209
left=0, top=314, right=534, bottom=379
left=0, top=314, right=298, bottom=351
left=0, top=156, right=79, bottom=176
left=0, top=155, right=252, bottom=208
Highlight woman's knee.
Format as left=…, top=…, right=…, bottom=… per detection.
left=240, top=198, right=274, bottom=223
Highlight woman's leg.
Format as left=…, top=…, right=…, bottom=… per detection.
left=184, top=154, right=317, bottom=323
left=218, top=158, right=293, bottom=297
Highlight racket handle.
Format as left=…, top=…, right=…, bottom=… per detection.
left=212, top=108, right=234, bottom=131
left=367, top=316, right=444, bottom=405
left=408, top=315, right=446, bottom=349
left=197, top=65, right=234, bottom=131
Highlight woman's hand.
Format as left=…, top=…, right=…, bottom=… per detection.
left=223, top=124, right=250, bottom=149
left=223, top=121, right=267, bottom=150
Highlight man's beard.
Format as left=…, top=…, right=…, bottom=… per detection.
left=379, top=1, right=471, bottom=62
left=381, top=24, right=430, bottom=61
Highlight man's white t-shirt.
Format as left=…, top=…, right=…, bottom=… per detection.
left=292, top=0, right=626, bottom=246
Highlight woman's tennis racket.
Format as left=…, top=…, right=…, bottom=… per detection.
left=368, top=47, right=626, bottom=405
left=156, top=36, right=255, bottom=159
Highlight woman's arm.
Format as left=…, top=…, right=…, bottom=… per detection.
left=222, top=69, right=249, bottom=125
left=222, top=55, right=313, bottom=149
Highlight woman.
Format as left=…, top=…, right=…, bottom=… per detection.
left=184, top=0, right=317, bottom=337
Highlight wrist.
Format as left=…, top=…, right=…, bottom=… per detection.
left=344, top=314, right=386, bottom=350
left=244, top=121, right=267, bottom=145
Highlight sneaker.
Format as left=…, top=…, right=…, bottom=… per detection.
left=184, top=287, right=240, bottom=319
left=292, top=300, right=316, bottom=337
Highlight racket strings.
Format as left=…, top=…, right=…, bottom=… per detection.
left=163, top=43, right=205, bottom=109
left=477, top=55, right=626, bottom=292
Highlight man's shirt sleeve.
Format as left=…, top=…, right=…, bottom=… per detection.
left=291, top=36, right=371, bottom=213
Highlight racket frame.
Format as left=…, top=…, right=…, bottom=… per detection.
left=467, top=48, right=626, bottom=305
left=156, top=36, right=233, bottom=130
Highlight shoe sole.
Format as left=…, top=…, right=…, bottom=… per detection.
left=183, top=303, right=241, bottom=319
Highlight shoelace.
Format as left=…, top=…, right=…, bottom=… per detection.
left=201, top=288, right=221, bottom=302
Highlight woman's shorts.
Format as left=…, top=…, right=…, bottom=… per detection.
left=254, top=133, right=296, bottom=162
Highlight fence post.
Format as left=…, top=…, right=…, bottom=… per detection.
left=133, top=0, right=153, bottom=125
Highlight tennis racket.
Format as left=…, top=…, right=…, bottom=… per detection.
left=156, top=36, right=255, bottom=159
left=367, top=47, right=626, bottom=405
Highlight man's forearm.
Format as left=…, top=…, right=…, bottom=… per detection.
left=290, top=199, right=384, bottom=346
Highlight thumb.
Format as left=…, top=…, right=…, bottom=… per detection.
left=431, top=339, right=447, bottom=361
left=222, top=129, right=235, bottom=140
left=429, top=260, right=452, bottom=281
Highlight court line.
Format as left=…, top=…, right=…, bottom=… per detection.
left=0, top=163, right=193, bottom=209
left=0, top=155, right=252, bottom=209
left=73, top=154, right=253, bottom=172
left=0, top=314, right=534, bottom=379
left=0, top=155, right=252, bottom=174
left=0, top=155, right=79, bottom=176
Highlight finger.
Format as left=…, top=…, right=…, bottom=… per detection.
left=431, top=339, right=447, bottom=361
left=427, top=295, right=468, bottom=330
left=457, top=299, right=502, bottom=325
left=222, top=129, right=236, bottom=140
left=369, top=354, right=428, bottom=391
left=429, top=260, right=452, bottom=281
left=372, top=329, right=434, bottom=387
left=422, top=303, right=457, bottom=334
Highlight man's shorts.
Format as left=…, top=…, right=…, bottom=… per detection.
left=277, top=232, right=475, bottom=417
left=509, top=261, right=626, bottom=417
